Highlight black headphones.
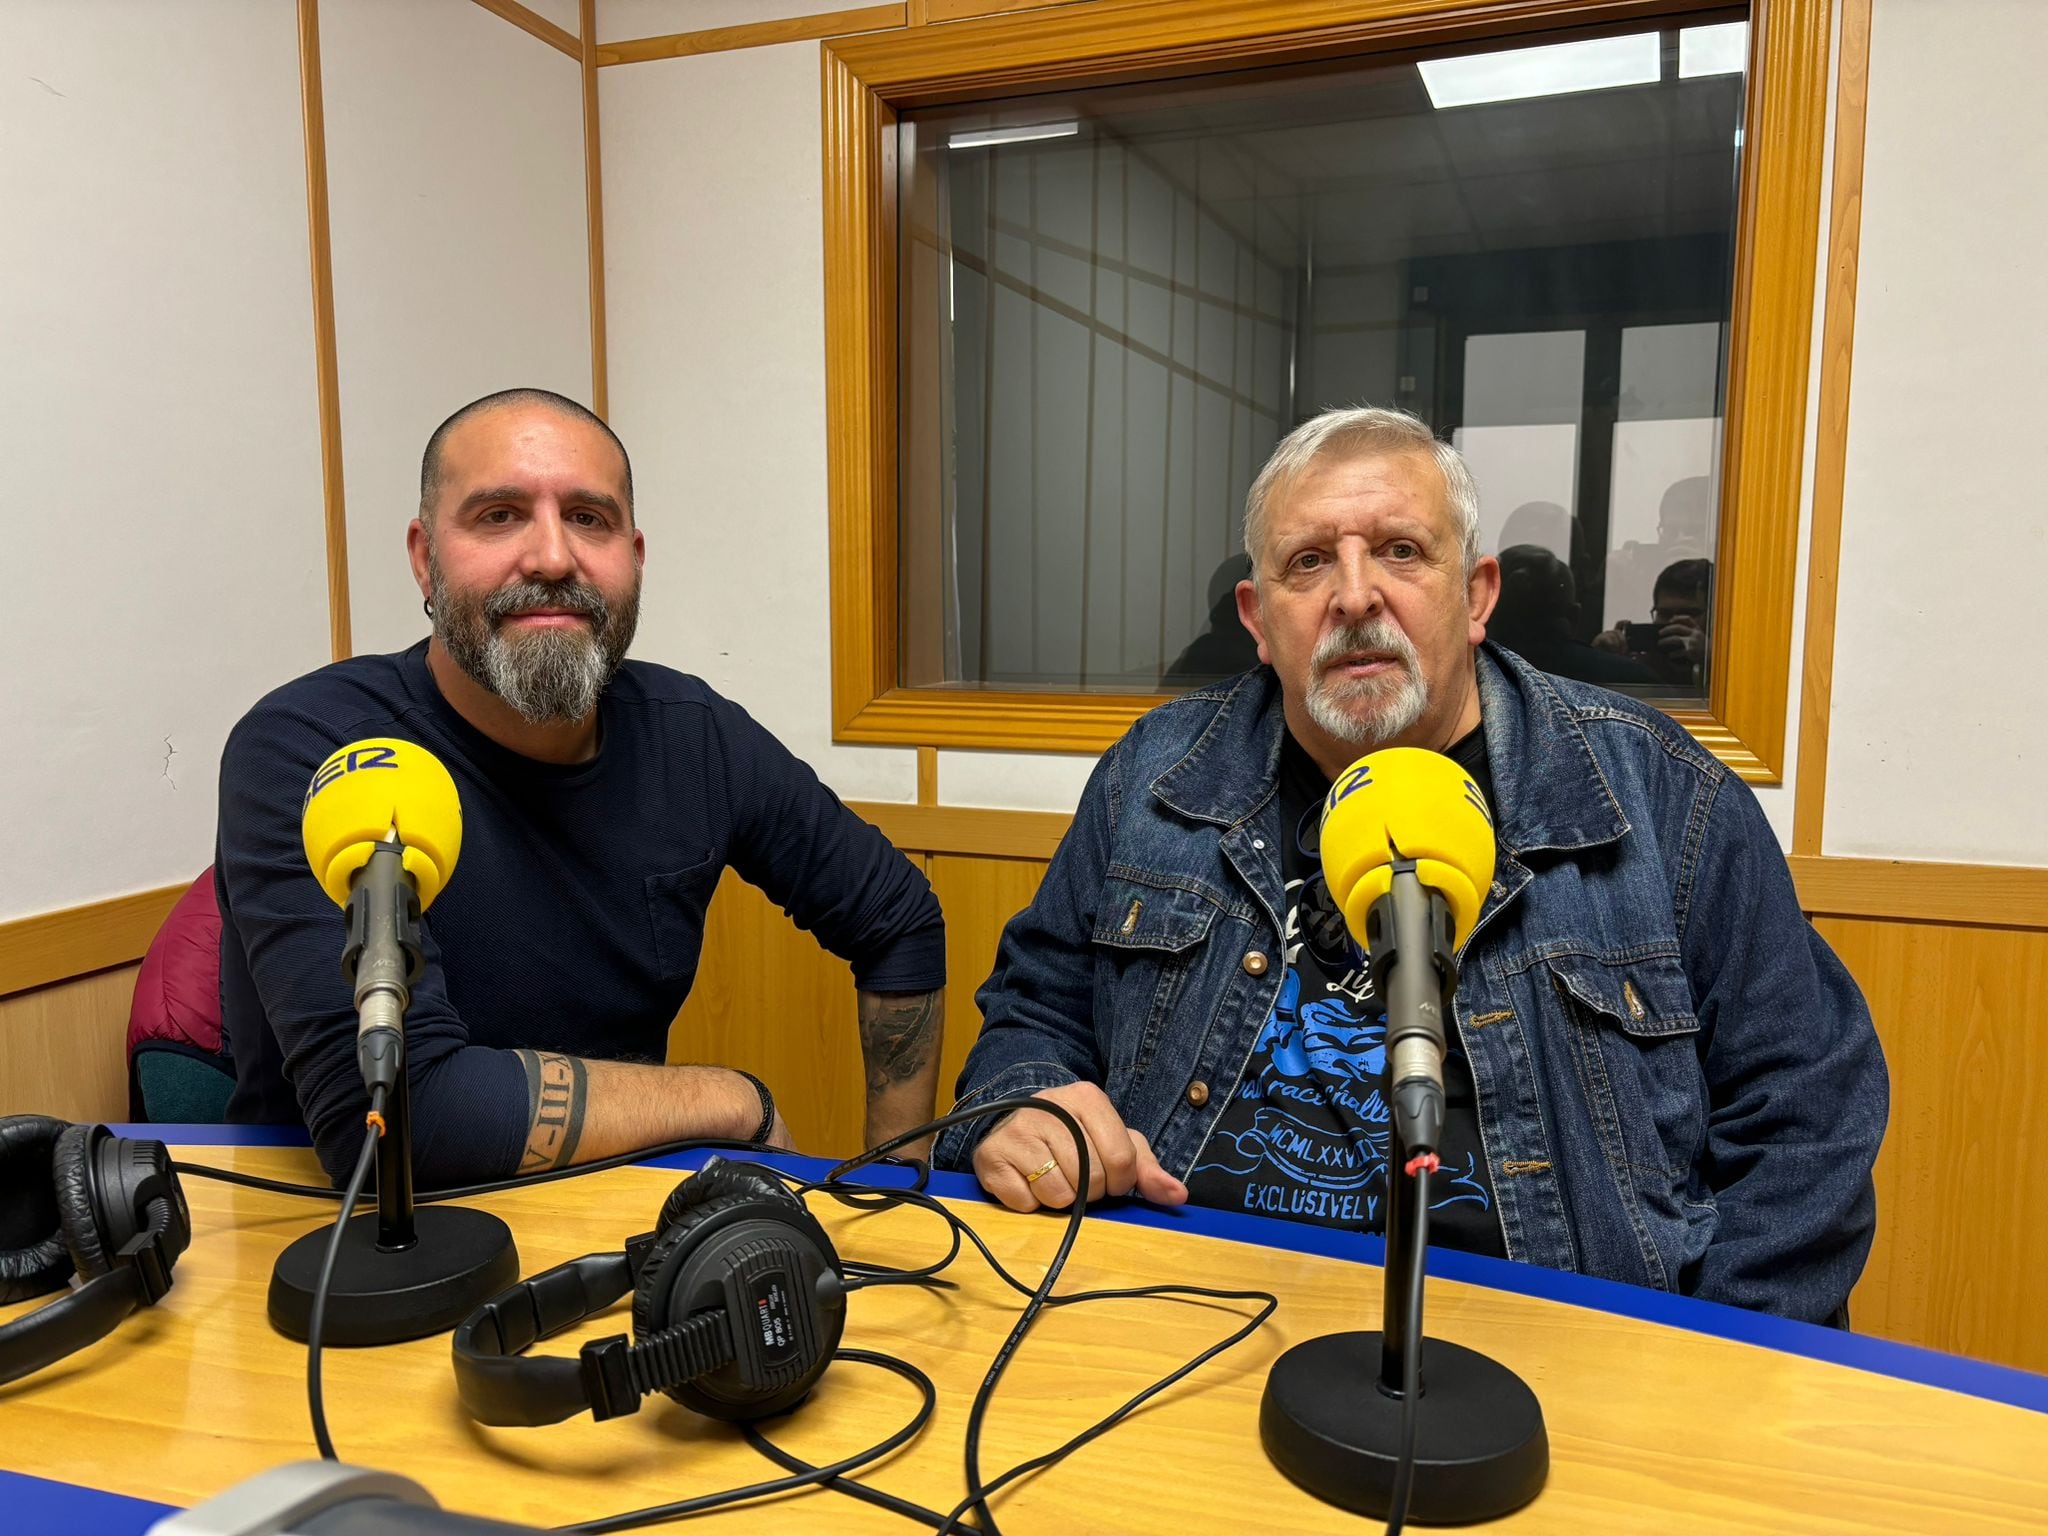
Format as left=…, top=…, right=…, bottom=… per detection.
left=452, top=1158, right=846, bottom=1427
left=0, top=1115, right=192, bottom=1386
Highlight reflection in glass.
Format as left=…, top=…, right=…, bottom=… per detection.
left=898, top=11, right=1748, bottom=703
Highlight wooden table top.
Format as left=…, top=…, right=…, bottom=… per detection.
left=3, top=1133, right=2046, bottom=1534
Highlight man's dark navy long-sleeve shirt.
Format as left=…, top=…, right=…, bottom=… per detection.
left=216, top=642, right=945, bottom=1184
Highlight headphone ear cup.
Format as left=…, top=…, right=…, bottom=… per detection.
left=629, top=1218, right=700, bottom=1343
left=631, top=1165, right=843, bottom=1422
left=51, top=1124, right=113, bottom=1280
left=630, top=1179, right=790, bottom=1343
left=97, top=1133, right=190, bottom=1270
left=0, top=1115, right=72, bottom=1305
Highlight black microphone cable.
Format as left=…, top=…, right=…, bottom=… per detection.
left=170, top=1133, right=794, bottom=1203
left=180, top=1096, right=1274, bottom=1534
left=551, top=1098, right=1274, bottom=1536
left=307, top=1088, right=386, bottom=1462
left=1384, top=1159, right=1433, bottom=1536
left=555, top=1097, right=1093, bottom=1535
left=817, top=1104, right=1276, bottom=1536
left=557, top=1350, right=939, bottom=1534
left=781, top=1162, right=1279, bottom=1535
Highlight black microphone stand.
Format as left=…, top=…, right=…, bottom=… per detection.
left=1259, top=863, right=1548, bottom=1524
left=269, top=843, right=520, bottom=1345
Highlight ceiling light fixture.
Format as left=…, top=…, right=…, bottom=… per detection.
left=946, top=122, right=1080, bottom=150
left=1418, top=32, right=1660, bottom=110
left=1679, top=21, right=1748, bottom=79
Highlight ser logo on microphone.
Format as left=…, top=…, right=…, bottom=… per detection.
left=1462, top=777, right=1493, bottom=828
left=1326, top=762, right=1372, bottom=812
left=303, top=744, right=400, bottom=810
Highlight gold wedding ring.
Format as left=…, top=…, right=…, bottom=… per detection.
left=1024, top=1157, right=1060, bottom=1185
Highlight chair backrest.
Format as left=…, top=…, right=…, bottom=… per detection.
left=127, top=870, right=232, bottom=1121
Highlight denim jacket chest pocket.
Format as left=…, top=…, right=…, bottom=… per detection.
left=644, top=853, right=720, bottom=982
left=1538, top=952, right=1710, bottom=1246
left=1089, top=872, right=1224, bottom=1096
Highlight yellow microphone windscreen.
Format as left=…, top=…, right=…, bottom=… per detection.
left=1320, top=746, right=1495, bottom=953
left=301, top=738, right=463, bottom=910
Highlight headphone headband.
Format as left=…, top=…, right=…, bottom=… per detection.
left=453, top=1251, right=637, bottom=1426
left=0, top=1267, right=147, bottom=1387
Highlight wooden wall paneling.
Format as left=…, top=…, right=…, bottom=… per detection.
left=0, top=885, right=185, bottom=1001
left=851, top=801, right=1070, bottom=859
left=667, top=856, right=1052, bottom=1156
left=823, top=44, right=899, bottom=736
left=0, top=966, right=141, bottom=1122
left=597, top=6, right=908, bottom=67
left=1793, top=0, right=1871, bottom=854
left=297, top=0, right=352, bottom=663
left=1823, top=915, right=2048, bottom=1375
left=580, top=0, right=608, bottom=417
left=668, top=871, right=867, bottom=1156
left=920, top=0, right=1098, bottom=23
left=1702, top=0, right=1833, bottom=782
left=928, top=854, right=1050, bottom=1102
left=1791, top=856, right=2048, bottom=931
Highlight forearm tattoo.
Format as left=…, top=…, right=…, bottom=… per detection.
left=514, top=1049, right=589, bottom=1173
left=857, top=989, right=941, bottom=1098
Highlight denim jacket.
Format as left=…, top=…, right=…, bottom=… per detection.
left=938, top=644, right=1887, bottom=1323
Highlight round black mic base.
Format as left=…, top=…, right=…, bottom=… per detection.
left=1260, top=1331, right=1547, bottom=1525
left=268, top=1206, right=520, bottom=1346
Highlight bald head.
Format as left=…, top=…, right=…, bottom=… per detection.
left=419, top=388, right=632, bottom=527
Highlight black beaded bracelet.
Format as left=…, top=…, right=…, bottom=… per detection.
left=732, top=1069, right=776, bottom=1144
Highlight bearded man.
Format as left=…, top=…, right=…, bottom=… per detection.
left=216, top=389, right=945, bottom=1185
left=937, top=406, right=1886, bottom=1325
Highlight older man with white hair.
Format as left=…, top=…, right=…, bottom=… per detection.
left=937, top=406, right=1887, bottom=1325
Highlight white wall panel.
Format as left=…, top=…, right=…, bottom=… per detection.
left=0, top=2, right=328, bottom=919
left=1823, top=0, right=2048, bottom=865
left=324, top=0, right=591, bottom=658
left=939, top=752, right=1099, bottom=814
left=522, top=0, right=583, bottom=33
left=601, top=43, right=915, bottom=801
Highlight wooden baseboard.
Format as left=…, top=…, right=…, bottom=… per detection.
left=849, top=801, right=1071, bottom=860
left=1789, top=856, right=2048, bottom=930
left=848, top=805, right=2048, bottom=931
left=0, top=885, right=188, bottom=1000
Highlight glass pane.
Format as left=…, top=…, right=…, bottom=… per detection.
left=898, top=9, right=1748, bottom=702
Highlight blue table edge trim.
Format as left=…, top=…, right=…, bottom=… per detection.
left=7, top=1121, right=2042, bottom=1531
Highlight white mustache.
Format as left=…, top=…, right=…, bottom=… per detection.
left=1311, top=620, right=1417, bottom=673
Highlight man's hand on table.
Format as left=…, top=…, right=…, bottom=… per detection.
left=971, top=1082, right=1188, bottom=1213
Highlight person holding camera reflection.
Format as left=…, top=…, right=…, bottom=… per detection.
left=1595, top=557, right=1712, bottom=690
left=1489, top=543, right=1658, bottom=688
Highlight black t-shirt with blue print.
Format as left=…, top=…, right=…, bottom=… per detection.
left=1185, top=728, right=1506, bottom=1254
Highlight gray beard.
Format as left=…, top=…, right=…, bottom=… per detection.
left=430, top=565, right=640, bottom=726
left=1302, top=617, right=1428, bottom=748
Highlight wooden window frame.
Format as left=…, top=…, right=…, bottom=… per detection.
left=824, top=0, right=1831, bottom=781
